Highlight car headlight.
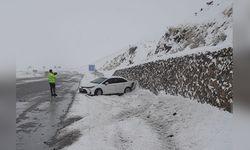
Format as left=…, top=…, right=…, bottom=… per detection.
left=85, top=86, right=95, bottom=88
left=80, top=86, right=95, bottom=89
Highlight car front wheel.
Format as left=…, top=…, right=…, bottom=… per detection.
left=95, top=89, right=103, bottom=96
left=124, top=87, right=132, bottom=93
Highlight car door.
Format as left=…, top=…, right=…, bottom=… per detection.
left=114, top=78, right=128, bottom=93
left=102, top=78, right=118, bottom=94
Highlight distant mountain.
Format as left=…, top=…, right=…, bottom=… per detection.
left=96, top=0, right=232, bottom=72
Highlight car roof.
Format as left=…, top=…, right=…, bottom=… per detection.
left=106, top=76, right=127, bottom=79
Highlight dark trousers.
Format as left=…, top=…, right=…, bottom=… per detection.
left=49, top=83, right=56, bottom=96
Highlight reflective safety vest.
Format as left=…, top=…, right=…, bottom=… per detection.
left=48, top=73, right=56, bottom=83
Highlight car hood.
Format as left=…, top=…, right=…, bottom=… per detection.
left=80, top=82, right=99, bottom=88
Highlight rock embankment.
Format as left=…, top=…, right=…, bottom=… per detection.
left=114, top=48, right=233, bottom=112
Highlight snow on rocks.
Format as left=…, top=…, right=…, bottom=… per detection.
left=61, top=88, right=232, bottom=150
left=96, top=41, right=158, bottom=71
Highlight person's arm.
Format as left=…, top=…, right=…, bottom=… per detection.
left=54, top=74, right=57, bottom=82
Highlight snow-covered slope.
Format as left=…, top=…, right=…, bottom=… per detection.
left=95, top=41, right=157, bottom=71
left=153, top=0, right=232, bottom=56
left=96, top=0, right=232, bottom=72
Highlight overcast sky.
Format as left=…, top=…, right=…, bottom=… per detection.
left=1, top=0, right=204, bottom=70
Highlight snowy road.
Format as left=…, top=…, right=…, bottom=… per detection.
left=16, top=73, right=82, bottom=150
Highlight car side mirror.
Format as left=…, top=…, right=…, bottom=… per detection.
left=105, top=82, right=109, bottom=85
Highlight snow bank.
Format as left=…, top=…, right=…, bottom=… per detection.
left=62, top=87, right=232, bottom=150
left=152, top=92, right=232, bottom=150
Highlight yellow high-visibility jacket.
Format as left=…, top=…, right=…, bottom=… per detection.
left=48, top=73, right=57, bottom=83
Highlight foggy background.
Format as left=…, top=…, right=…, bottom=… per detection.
left=0, top=0, right=205, bottom=70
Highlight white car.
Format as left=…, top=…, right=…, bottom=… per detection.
left=79, top=76, right=136, bottom=96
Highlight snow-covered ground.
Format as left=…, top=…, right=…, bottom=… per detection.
left=16, top=78, right=48, bottom=85
left=59, top=73, right=232, bottom=150
left=16, top=71, right=46, bottom=79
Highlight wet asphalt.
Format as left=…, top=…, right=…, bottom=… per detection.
left=16, top=73, right=82, bottom=150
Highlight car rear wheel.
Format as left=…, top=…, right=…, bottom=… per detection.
left=124, top=87, right=132, bottom=93
left=95, top=89, right=103, bottom=96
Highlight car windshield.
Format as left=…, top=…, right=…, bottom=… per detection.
left=90, top=77, right=107, bottom=84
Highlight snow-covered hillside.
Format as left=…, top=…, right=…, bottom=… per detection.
left=95, top=41, right=157, bottom=71
left=96, top=0, right=232, bottom=72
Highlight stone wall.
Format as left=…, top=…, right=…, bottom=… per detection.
left=113, top=48, right=233, bottom=112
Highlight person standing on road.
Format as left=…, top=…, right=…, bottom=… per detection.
left=48, top=69, right=57, bottom=97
